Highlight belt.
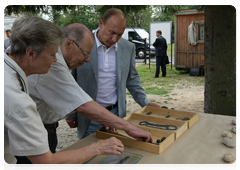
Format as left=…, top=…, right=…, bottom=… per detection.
left=105, top=102, right=118, bottom=111
left=44, top=122, right=59, bottom=129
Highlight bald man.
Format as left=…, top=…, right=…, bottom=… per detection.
left=17, top=23, right=153, bottom=164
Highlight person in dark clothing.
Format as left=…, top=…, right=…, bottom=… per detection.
left=153, top=30, right=167, bottom=78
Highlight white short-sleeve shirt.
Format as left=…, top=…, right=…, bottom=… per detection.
left=27, top=47, right=93, bottom=124
left=4, top=53, right=49, bottom=162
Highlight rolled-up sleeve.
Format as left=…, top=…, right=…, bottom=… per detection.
left=35, top=61, right=92, bottom=119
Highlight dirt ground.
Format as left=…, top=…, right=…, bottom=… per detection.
left=126, top=84, right=204, bottom=115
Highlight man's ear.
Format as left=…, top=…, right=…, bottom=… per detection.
left=99, top=19, right=103, bottom=29
left=26, top=48, right=36, bottom=62
left=65, top=38, right=73, bottom=51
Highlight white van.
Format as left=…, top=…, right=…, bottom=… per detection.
left=122, top=28, right=155, bottom=58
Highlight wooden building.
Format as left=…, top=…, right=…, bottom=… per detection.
left=174, top=9, right=205, bottom=71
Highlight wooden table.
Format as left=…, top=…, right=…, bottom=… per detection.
left=61, top=112, right=236, bottom=164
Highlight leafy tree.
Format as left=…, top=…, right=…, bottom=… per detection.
left=97, top=5, right=148, bottom=15
left=5, top=5, right=47, bottom=16
left=4, top=5, right=101, bottom=30
left=48, top=5, right=101, bottom=30
left=126, top=6, right=153, bottom=32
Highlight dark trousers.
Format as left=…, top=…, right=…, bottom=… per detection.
left=15, top=122, right=58, bottom=164
left=155, top=56, right=166, bottom=77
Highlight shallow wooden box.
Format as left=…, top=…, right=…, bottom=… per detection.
left=96, top=112, right=188, bottom=154
left=96, top=124, right=175, bottom=154
left=134, top=106, right=199, bottom=128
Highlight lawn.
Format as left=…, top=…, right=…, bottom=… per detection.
left=127, top=63, right=205, bottom=96
left=167, top=43, right=174, bottom=57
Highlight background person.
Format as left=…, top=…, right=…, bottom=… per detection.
left=4, top=29, right=11, bottom=52
left=4, top=17, right=124, bottom=164
left=153, top=30, right=168, bottom=78
left=66, top=8, right=161, bottom=139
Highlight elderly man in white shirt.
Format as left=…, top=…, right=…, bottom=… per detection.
left=20, top=22, right=153, bottom=164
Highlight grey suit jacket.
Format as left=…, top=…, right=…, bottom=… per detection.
left=67, top=38, right=150, bottom=139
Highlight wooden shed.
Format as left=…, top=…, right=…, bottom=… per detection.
left=174, top=9, right=205, bottom=71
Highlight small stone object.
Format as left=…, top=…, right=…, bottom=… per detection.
left=232, top=119, right=236, bottom=125
left=223, top=154, right=235, bottom=163
left=156, top=137, right=166, bottom=144
left=222, top=131, right=232, bottom=139
left=222, top=137, right=235, bottom=148
left=161, top=137, right=166, bottom=142
left=232, top=126, right=236, bottom=134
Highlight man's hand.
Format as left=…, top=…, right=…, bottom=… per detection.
left=147, top=102, right=161, bottom=108
left=96, top=137, right=124, bottom=156
left=104, top=126, right=116, bottom=132
left=125, top=124, right=153, bottom=143
left=66, top=117, right=78, bottom=128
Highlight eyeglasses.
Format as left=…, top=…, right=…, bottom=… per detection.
left=72, top=40, right=89, bottom=58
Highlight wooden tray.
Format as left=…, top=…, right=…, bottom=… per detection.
left=96, top=126, right=175, bottom=154
left=124, top=113, right=188, bottom=139
left=133, top=106, right=199, bottom=128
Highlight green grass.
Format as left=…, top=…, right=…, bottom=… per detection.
left=145, top=87, right=168, bottom=95
left=135, top=63, right=205, bottom=95
left=167, top=43, right=174, bottom=57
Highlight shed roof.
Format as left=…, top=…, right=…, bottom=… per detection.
left=175, top=9, right=204, bottom=15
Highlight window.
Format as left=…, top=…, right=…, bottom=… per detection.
left=195, top=21, right=204, bottom=43
left=128, top=31, right=140, bottom=41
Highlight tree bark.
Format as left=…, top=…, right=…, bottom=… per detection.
left=204, top=5, right=236, bottom=116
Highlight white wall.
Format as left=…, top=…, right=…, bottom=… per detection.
left=150, top=21, right=172, bottom=45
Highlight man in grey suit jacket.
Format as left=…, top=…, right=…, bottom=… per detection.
left=66, top=8, right=160, bottom=139
left=153, top=30, right=167, bottom=77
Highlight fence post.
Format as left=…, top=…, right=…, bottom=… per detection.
left=144, top=38, right=147, bottom=64
left=149, top=41, right=151, bottom=69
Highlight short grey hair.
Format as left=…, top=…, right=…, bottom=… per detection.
left=10, top=16, right=63, bottom=57
left=61, top=23, right=94, bottom=45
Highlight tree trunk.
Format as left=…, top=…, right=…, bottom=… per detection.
left=204, top=5, right=236, bottom=116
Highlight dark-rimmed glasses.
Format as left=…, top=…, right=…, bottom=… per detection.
left=72, top=40, right=90, bottom=58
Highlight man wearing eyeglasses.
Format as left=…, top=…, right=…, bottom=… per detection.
left=18, top=23, right=153, bottom=164
left=66, top=8, right=160, bottom=140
